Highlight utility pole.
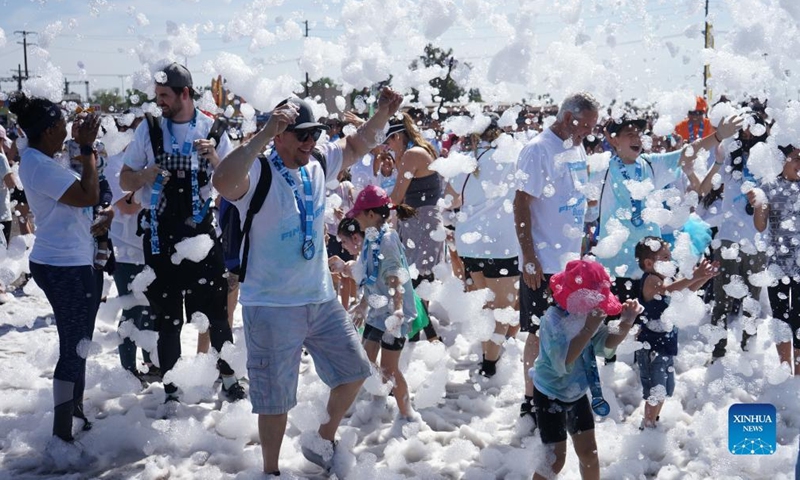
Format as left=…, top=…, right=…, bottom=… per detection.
left=702, top=0, right=713, bottom=101
left=15, top=65, right=23, bottom=91
left=304, top=20, right=310, bottom=98
left=14, top=30, right=37, bottom=79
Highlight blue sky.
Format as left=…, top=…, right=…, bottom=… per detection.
left=0, top=0, right=737, bottom=104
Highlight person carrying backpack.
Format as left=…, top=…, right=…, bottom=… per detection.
left=212, top=88, right=403, bottom=477
left=119, top=63, right=245, bottom=413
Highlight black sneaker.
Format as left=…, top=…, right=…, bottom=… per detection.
left=222, top=381, right=246, bottom=402
left=479, top=356, right=497, bottom=378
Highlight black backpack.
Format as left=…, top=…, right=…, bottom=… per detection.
left=220, top=149, right=327, bottom=283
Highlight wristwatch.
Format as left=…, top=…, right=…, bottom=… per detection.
left=80, top=144, right=95, bottom=156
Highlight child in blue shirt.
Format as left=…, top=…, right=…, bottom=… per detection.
left=346, top=185, right=418, bottom=420
left=532, top=259, right=642, bottom=480
left=634, top=236, right=718, bottom=429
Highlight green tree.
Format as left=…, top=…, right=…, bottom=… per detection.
left=409, top=44, right=482, bottom=112
left=90, top=88, right=125, bottom=112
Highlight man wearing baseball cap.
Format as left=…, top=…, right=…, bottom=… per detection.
left=213, top=87, right=403, bottom=476
left=120, top=62, right=245, bottom=411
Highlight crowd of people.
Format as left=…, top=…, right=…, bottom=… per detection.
left=1, top=61, right=798, bottom=479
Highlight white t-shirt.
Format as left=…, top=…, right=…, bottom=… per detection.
left=717, top=155, right=760, bottom=249
left=107, top=151, right=145, bottom=265
left=122, top=109, right=233, bottom=203
left=450, top=143, right=520, bottom=259
left=0, top=153, right=12, bottom=222
left=515, top=128, right=589, bottom=274
left=231, top=141, right=344, bottom=307
left=19, top=147, right=94, bottom=266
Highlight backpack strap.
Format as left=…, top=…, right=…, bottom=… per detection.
left=239, top=154, right=272, bottom=283
left=206, top=116, right=228, bottom=145
left=310, top=148, right=328, bottom=177
left=144, top=113, right=164, bottom=160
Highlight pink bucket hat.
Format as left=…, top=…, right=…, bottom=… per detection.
left=549, top=259, right=623, bottom=316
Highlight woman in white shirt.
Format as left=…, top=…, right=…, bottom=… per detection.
left=11, top=93, right=102, bottom=446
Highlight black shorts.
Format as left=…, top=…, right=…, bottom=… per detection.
left=461, top=256, right=520, bottom=279
left=519, top=274, right=553, bottom=333
left=769, top=278, right=800, bottom=349
left=362, top=323, right=406, bottom=351
left=10, top=187, right=26, bottom=205
left=533, top=388, right=595, bottom=444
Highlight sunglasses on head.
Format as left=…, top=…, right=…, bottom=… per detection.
left=293, top=128, right=322, bottom=143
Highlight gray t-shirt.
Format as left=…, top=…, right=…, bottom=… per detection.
left=766, top=177, right=800, bottom=279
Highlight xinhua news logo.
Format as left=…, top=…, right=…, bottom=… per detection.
left=728, top=403, right=776, bottom=455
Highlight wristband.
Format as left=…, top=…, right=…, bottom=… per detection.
left=80, top=144, right=95, bottom=156
left=582, top=326, right=594, bottom=335
left=713, top=131, right=722, bottom=143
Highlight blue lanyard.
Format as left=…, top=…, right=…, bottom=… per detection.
left=149, top=173, right=165, bottom=254
left=688, top=119, right=704, bottom=142
left=613, top=156, right=645, bottom=227
left=361, top=225, right=388, bottom=286
left=165, top=109, right=211, bottom=226
left=269, top=151, right=316, bottom=260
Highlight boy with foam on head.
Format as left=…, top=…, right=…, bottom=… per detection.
left=531, top=259, right=642, bottom=480
left=634, top=236, right=718, bottom=429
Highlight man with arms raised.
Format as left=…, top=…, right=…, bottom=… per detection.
left=213, top=88, right=403, bottom=477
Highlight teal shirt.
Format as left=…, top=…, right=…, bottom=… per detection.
left=590, top=151, right=683, bottom=279
left=532, top=306, right=617, bottom=403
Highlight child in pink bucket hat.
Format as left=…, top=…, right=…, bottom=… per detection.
left=531, top=259, right=642, bottom=480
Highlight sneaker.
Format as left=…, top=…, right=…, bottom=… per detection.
left=45, top=436, right=97, bottom=469
left=160, top=394, right=180, bottom=419
left=301, top=439, right=335, bottom=472
left=479, top=356, right=498, bottom=378
left=73, top=405, right=93, bottom=432
left=221, top=381, right=246, bottom=402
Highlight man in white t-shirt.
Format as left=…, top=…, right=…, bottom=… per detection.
left=213, top=88, right=403, bottom=477
left=513, top=92, right=600, bottom=422
left=120, top=63, right=245, bottom=408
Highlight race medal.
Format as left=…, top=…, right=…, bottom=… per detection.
left=302, top=239, right=315, bottom=260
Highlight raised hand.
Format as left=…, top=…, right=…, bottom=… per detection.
left=74, top=113, right=102, bottom=147
left=716, top=114, right=744, bottom=140
left=377, top=87, right=403, bottom=116
left=264, top=102, right=300, bottom=138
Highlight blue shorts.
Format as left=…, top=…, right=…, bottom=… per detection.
left=243, top=299, right=372, bottom=415
left=636, top=349, right=675, bottom=400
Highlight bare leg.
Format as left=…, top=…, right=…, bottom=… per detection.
left=643, top=401, right=662, bottom=428
left=258, top=413, right=288, bottom=473
left=380, top=348, right=410, bottom=416
left=795, top=348, right=800, bottom=376
left=483, top=276, right=519, bottom=362
left=319, top=379, right=365, bottom=441
left=532, top=440, right=567, bottom=480
left=572, top=429, right=600, bottom=480
left=777, top=341, right=793, bottom=369
left=524, top=333, right=540, bottom=397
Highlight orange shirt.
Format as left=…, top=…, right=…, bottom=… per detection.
left=674, top=117, right=715, bottom=142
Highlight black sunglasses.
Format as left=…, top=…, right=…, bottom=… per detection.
left=293, top=128, right=322, bottom=143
